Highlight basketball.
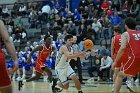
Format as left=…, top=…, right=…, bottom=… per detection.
left=83, top=39, right=94, bottom=50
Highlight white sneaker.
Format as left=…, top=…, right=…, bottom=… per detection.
left=88, top=77, right=94, bottom=81
left=21, top=75, right=26, bottom=80
left=12, top=76, right=15, bottom=81
left=43, top=76, right=48, bottom=82
left=135, top=79, right=139, bottom=83
left=87, top=77, right=94, bottom=82
left=112, top=84, right=114, bottom=92
left=32, top=74, right=35, bottom=77
left=16, top=77, right=21, bottom=81
left=126, top=81, right=134, bottom=92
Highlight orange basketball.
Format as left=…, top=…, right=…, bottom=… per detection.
left=83, top=39, right=94, bottom=50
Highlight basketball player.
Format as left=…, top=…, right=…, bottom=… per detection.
left=112, top=17, right=140, bottom=93
left=19, top=35, right=61, bottom=92
left=111, top=27, right=132, bottom=92
left=0, top=20, right=18, bottom=93
left=55, top=34, right=90, bottom=93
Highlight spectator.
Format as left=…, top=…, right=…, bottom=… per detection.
left=110, top=11, right=122, bottom=27
left=19, top=3, right=27, bottom=16
left=67, top=21, right=76, bottom=35
left=122, top=0, right=130, bottom=15
left=101, top=0, right=111, bottom=12
left=53, top=0, right=62, bottom=11
left=86, top=25, right=95, bottom=41
left=99, top=45, right=110, bottom=56
left=111, top=1, right=120, bottom=11
left=106, top=6, right=113, bottom=17
left=79, top=24, right=87, bottom=39
left=41, top=4, right=51, bottom=23
left=2, top=5, right=9, bottom=18
left=79, top=0, right=88, bottom=14
left=100, top=16, right=112, bottom=38
left=130, top=0, right=140, bottom=17
left=98, top=53, right=112, bottom=81
left=87, top=51, right=101, bottom=81
left=6, top=16, right=14, bottom=27
left=92, top=17, right=102, bottom=39
left=73, top=9, right=81, bottom=35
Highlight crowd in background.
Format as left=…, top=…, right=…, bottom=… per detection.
left=0, top=0, right=140, bottom=82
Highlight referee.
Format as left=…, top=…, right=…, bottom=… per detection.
left=70, top=36, right=84, bottom=84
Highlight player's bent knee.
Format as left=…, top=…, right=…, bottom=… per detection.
left=117, top=72, right=125, bottom=78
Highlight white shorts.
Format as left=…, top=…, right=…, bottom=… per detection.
left=55, top=66, right=76, bottom=84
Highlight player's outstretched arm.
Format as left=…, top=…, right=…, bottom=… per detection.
left=61, top=46, right=84, bottom=59
left=27, top=46, right=42, bottom=64
left=0, top=20, right=18, bottom=73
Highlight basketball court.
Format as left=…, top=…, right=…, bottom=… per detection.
left=12, top=80, right=140, bottom=93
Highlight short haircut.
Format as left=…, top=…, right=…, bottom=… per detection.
left=64, top=34, right=73, bottom=41
left=114, top=26, right=121, bottom=33
left=125, top=17, right=136, bottom=30
left=44, top=34, right=51, bottom=41
left=103, top=53, right=108, bottom=56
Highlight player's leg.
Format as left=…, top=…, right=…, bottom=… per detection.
left=21, top=67, right=26, bottom=80
left=26, top=71, right=41, bottom=82
left=68, top=66, right=83, bottom=93
left=55, top=68, right=69, bottom=89
left=41, top=66, right=52, bottom=82
left=114, top=71, right=125, bottom=93
left=0, top=85, right=13, bottom=93
left=70, top=75, right=81, bottom=90
left=57, top=81, right=69, bottom=89
left=18, top=71, right=41, bottom=91
left=43, top=66, right=63, bottom=92
left=112, top=68, right=120, bottom=91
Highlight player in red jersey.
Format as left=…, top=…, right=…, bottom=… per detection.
left=0, top=20, right=18, bottom=93
left=111, top=27, right=132, bottom=92
left=111, top=27, right=122, bottom=90
left=112, top=17, right=140, bottom=93
left=19, top=35, right=62, bottom=92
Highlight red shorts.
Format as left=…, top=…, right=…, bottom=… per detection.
left=114, top=54, right=128, bottom=68
left=35, top=59, right=46, bottom=74
left=0, top=52, right=11, bottom=87
left=121, top=57, right=140, bottom=76
left=113, top=54, right=124, bottom=68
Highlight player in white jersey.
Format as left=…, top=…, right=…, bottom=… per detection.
left=55, top=34, right=89, bottom=93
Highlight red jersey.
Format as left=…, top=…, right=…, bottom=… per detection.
left=113, top=34, right=129, bottom=68
left=127, top=30, right=140, bottom=58
left=121, top=30, right=140, bottom=76
left=0, top=48, right=11, bottom=87
left=37, top=43, right=52, bottom=63
left=114, top=34, right=121, bottom=55
left=35, top=44, right=52, bottom=74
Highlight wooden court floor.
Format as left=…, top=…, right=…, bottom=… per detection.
left=12, top=81, right=140, bottom=93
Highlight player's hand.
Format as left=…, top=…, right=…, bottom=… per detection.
left=79, top=52, right=85, bottom=58
left=91, top=49, right=96, bottom=53
left=85, top=52, right=91, bottom=57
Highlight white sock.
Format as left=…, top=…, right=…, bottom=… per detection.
left=23, top=80, right=26, bottom=83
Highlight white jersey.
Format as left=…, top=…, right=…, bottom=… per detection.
left=55, top=45, right=73, bottom=69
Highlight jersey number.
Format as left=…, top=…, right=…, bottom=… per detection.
left=133, top=34, right=140, bottom=40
